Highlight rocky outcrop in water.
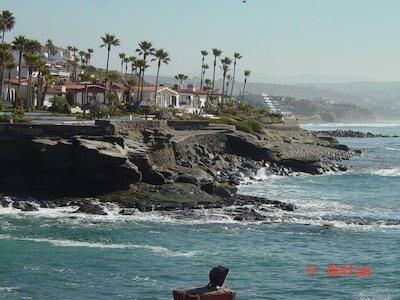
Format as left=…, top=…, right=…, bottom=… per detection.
left=315, top=129, right=398, bottom=138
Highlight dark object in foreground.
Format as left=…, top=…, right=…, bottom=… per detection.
left=172, top=266, right=235, bottom=300
left=208, top=266, right=229, bottom=288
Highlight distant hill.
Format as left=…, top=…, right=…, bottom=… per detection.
left=144, top=75, right=400, bottom=120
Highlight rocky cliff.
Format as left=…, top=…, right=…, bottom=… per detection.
left=0, top=119, right=356, bottom=200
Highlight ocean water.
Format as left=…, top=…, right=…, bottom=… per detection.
left=1, top=122, right=399, bottom=300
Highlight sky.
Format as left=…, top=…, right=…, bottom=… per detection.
left=3, top=0, right=400, bottom=84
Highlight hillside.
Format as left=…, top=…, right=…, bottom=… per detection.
left=145, top=75, right=400, bottom=120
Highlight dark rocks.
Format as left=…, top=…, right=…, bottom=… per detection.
left=316, top=129, right=397, bottom=138
left=0, top=120, right=357, bottom=203
left=74, top=200, right=107, bottom=215
left=201, top=183, right=237, bottom=197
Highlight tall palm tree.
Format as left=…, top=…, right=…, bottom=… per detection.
left=106, top=73, right=119, bottom=105
left=79, top=72, right=92, bottom=105
left=5, top=59, right=15, bottom=102
left=66, top=45, right=73, bottom=72
left=11, top=35, right=29, bottom=98
left=0, top=11, right=15, bottom=98
left=241, top=70, right=251, bottom=104
left=220, top=56, right=232, bottom=103
left=23, top=53, right=41, bottom=111
left=135, top=41, right=155, bottom=102
left=129, top=56, right=137, bottom=78
left=201, top=64, right=209, bottom=90
left=35, top=60, right=49, bottom=109
left=0, top=43, right=13, bottom=99
left=0, top=10, right=15, bottom=43
left=40, top=68, right=53, bottom=108
left=153, top=48, right=170, bottom=103
left=226, top=74, right=232, bottom=104
left=118, top=52, right=126, bottom=77
left=45, top=39, right=57, bottom=59
left=204, top=78, right=213, bottom=110
left=78, top=50, right=87, bottom=69
left=123, top=57, right=130, bottom=79
left=229, top=52, right=242, bottom=102
left=125, top=79, right=136, bottom=103
left=134, top=59, right=149, bottom=103
left=71, top=46, right=78, bottom=81
left=24, top=39, right=41, bottom=110
left=100, top=33, right=120, bottom=88
left=0, top=43, right=9, bottom=96
left=211, top=48, right=223, bottom=95
left=86, top=48, right=94, bottom=66
left=199, top=50, right=208, bottom=90
left=175, top=73, right=188, bottom=86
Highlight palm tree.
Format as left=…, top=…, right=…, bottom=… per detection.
left=0, top=11, right=15, bottom=98
left=204, top=78, right=213, bottom=110
left=199, top=50, right=208, bottom=90
left=118, top=52, right=126, bottom=77
left=36, top=60, right=50, bottom=109
left=0, top=10, right=15, bottom=43
left=211, top=48, right=223, bottom=95
left=125, top=79, right=136, bottom=103
left=134, top=59, right=149, bottom=103
left=175, top=73, right=188, bottom=86
left=241, top=70, right=251, bottom=104
left=0, top=43, right=13, bottom=100
left=229, top=52, right=242, bottom=102
left=123, top=56, right=129, bottom=79
left=136, top=41, right=155, bottom=102
left=5, top=59, right=15, bottom=102
left=0, top=42, right=10, bottom=96
left=45, top=39, right=57, bottom=59
left=220, top=56, right=232, bottom=103
left=86, top=48, right=94, bottom=66
left=11, top=35, right=29, bottom=98
left=226, top=74, right=232, bottom=103
left=71, top=46, right=78, bottom=81
left=66, top=45, right=73, bottom=73
left=201, top=64, right=209, bottom=90
left=78, top=50, right=87, bottom=70
left=79, top=72, right=93, bottom=105
left=23, top=53, right=41, bottom=111
left=40, top=68, right=53, bottom=108
left=129, top=56, right=137, bottom=78
left=100, top=33, right=120, bottom=88
left=106, top=73, right=119, bottom=105
left=24, top=39, right=42, bottom=110
left=153, top=48, right=170, bottom=103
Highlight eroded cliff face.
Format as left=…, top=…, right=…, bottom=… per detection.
left=0, top=120, right=353, bottom=198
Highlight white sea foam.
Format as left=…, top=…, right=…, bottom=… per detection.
left=0, top=286, right=19, bottom=293
left=5, top=236, right=200, bottom=257
left=370, top=167, right=400, bottom=177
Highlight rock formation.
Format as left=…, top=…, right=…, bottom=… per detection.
left=0, top=119, right=356, bottom=201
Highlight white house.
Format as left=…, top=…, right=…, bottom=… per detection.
left=140, top=84, right=222, bottom=114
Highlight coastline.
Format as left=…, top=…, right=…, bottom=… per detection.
left=0, top=119, right=357, bottom=219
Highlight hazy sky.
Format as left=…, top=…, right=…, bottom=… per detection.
left=3, top=0, right=400, bottom=83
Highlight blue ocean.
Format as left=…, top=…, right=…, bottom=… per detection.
left=1, top=122, right=399, bottom=300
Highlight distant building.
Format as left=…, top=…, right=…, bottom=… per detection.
left=321, top=97, right=334, bottom=104
left=262, top=94, right=293, bottom=117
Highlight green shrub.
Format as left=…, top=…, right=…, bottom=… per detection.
left=48, top=96, right=71, bottom=113
left=11, top=108, right=26, bottom=121
left=209, top=115, right=261, bottom=134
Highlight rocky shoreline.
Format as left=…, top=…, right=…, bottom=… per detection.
left=315, top=129, right=398, bottom=138
left=0, top=119, right=359, bottom=219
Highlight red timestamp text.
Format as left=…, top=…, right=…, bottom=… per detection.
left=306, top=264, right=370, bottom=277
